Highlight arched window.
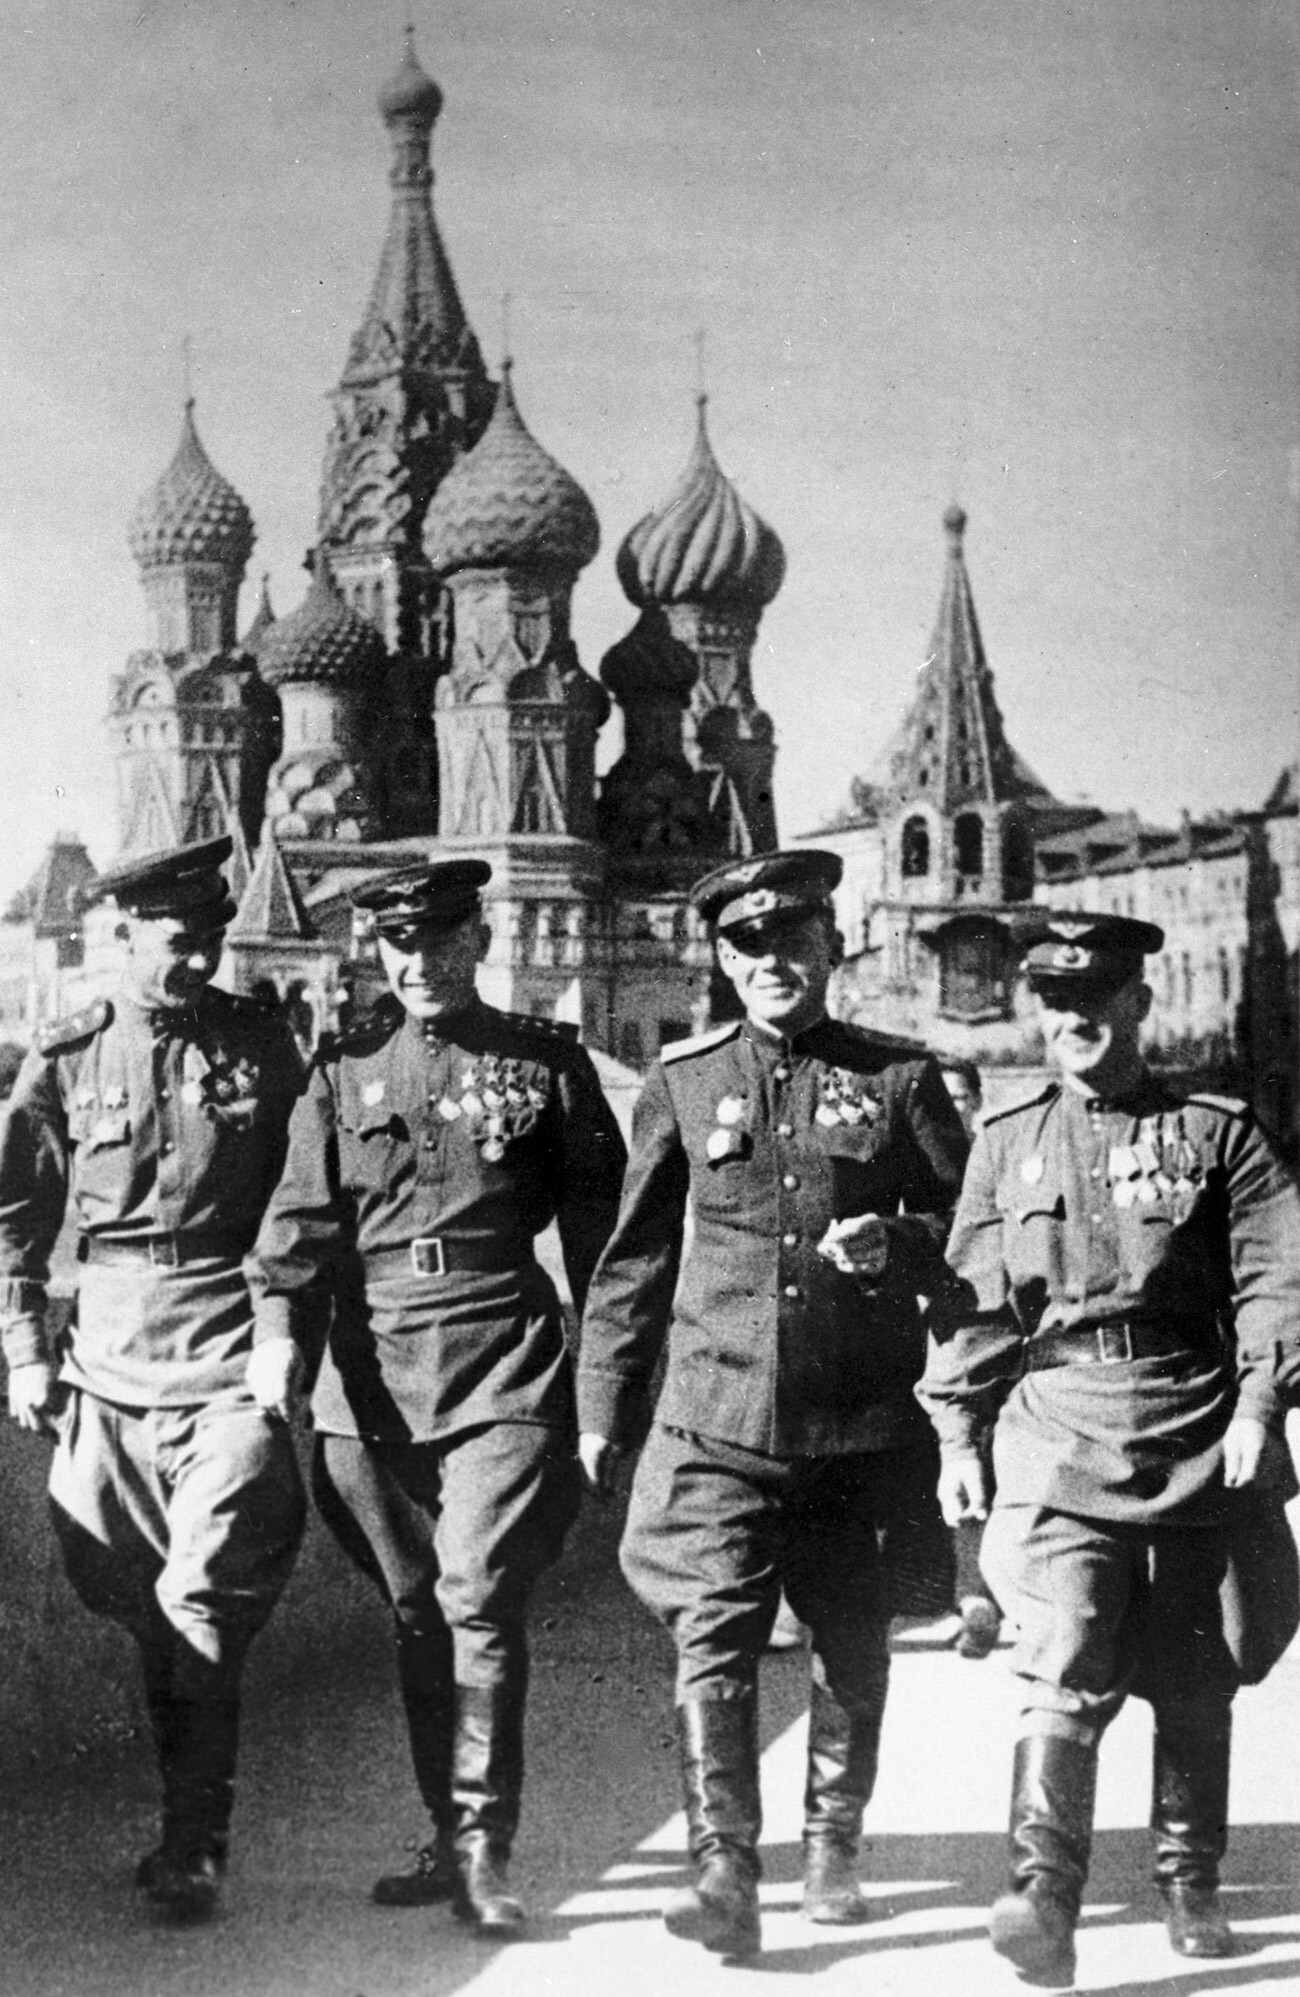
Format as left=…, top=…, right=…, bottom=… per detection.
left=955, top=812, right=983, bottom=876
left=901, top=816, right=930, bottom=877
left=1003, top=819, right=1034, bottom=901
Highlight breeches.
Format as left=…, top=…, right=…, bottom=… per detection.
left=49, top=1388, right=306, bottom=1681
left=313, top=1423, right=581, bottom=1686
left=980, top=1503, right=1238, bottom=1739
left=621, top=1423, right=914, bottom=1703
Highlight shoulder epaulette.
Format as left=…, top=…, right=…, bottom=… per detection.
left=514, top=1012, right=580, bottom=1043
left=1185, top=1091, right=1249, bottom=1117
left=979, top=1080, right=1059, bottom=1126
left=37, top=997, right=113, bottom=1057
left=321, top=1000, right=403, bottom=1060
left=661, top=1020, right=742, bottom=1065
left=835, top=1020, right=930, bottom=1059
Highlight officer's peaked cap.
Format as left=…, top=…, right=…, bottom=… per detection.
left=352, top=859, right=492, bottom=937
left=1020, top=911, right=1164, bottom=992
left=691, top=849, right=843, bottom=935
left=96, top=835, right=237, bottom=929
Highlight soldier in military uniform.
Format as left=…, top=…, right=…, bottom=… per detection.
left=249, top=861, right=625, bottom=1933
left=919, top=912, right=1300, bottom=1988
left=0, top=836, right=307, bottom=1919
left=577, top=849, right=969, bottom=1959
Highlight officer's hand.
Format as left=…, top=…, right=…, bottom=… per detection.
left=818, top=1213, right=889, bottom=1280
left=246, top=1337, right=305, bottom=1425
left=937, top=1453, right=989, bottom=1526
left=579, top=1431, right=624, bottom=1500
left=1222, top=1416, right=1285, bottom=1489
left=7, top=1360, right=62, bottom=1436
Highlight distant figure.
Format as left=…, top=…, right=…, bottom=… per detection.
left=0, top=1042, right=24, bottom=1102
left=938, top=1056, right=982, bottom=1139
left=578, top=850, right=969, bottom=1959
left=921, top=912, right=1300, bottom=1987
left=0, top=837, right=306, bottom=1921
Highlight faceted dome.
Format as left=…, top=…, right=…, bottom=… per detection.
left=378, top=28, right=443, bottom=127
left=128, top=401, right=255, bottom=575
left=257, top=558, right=388, bottom=689
left=616, top=398, right=785, bottom=613
left=423, top=365, right=600, bottom=578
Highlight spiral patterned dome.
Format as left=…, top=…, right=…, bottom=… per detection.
left=128, top=401, right=255, bottom=575
left=257, top=558, right=388, bottom=689
left=377, top=27, right=443, bottom=127
left=616, top=398, right=785, bottom=613
left=423, top=365, right=600, bottom=578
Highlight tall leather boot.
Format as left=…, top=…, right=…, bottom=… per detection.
left=664, top=1691, right=763, bottom=1959
left=373, top=1615, right=460, bottom=1906
left=451, top=1674, right=528, bottom=1935
left=989, top=1734, right=1097, bottom=1989
left=802, top=1676, right=884, bottom=1923
left=1151, top=1699, right=1234, bottom=1958
left=144, top=1691, right=241, bottom=1921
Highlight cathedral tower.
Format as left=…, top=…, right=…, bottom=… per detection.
left=110, top=401, right=276, bottom=858
left=316, top=29, right=496, bottom=835
left=616, top=397, right=784, bottom=857
left=422, top=360, right=611, bottom=1032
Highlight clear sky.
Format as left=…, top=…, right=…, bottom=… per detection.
left=0, top=0, right=1296, bottom=906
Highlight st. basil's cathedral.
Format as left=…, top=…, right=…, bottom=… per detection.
left=101, top=31, right=784, bottom=1064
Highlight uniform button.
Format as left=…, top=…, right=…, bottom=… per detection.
left=782, top=1174, right=799, bottom=1190
left=773, top=1066, right=790, bottom=1082
left=1090, top=1167, right=1101, bottom=1179
left=777, top=1122, right=794, bottom=1138
left=783, top=1232, right=798, bottom=1247
left=160, top=1142, right=173, bottom=1156
left=1091, top=1213, right=1102, bottom=1224
left=159, top=1088, right=170, bottom=1102
left=783, top=1284, right=800, bottom=1299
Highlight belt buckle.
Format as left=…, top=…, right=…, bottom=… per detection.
left=1095, top=1322, right=1133, bottom=1363
left=410, top=1236, right=446, bottom=1277
left=148, top=1237, right=180, bottom=1268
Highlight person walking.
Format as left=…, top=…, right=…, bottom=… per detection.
left=577, top=849, right=969, bottom=1959
left=249, top=860, right=625, bottom=1934
left=0, top=836, right=307, bottom=1920
left=919, top=911, right=1300, bottom=1988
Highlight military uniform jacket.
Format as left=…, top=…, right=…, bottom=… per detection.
left=576, top=1014, right=969, bottom=1457
left=0, top=989, right=304, bottom=1405
left=248, top=997, right=626, bottom=1443
left=917, top=1074, right=1300, bottom=1523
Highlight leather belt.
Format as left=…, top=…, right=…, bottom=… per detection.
left=78, top=1235, right=241, bottom=1269
left=366, top=1236, right=534, bottom=1280
left=1024, top=1319, right=1208, bottom=1371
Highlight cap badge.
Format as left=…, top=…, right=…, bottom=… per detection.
left=1048, top=921, right=1093, bottom=940
left=1052, top=944, right=1090, bottom=969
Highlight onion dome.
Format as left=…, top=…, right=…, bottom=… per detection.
left=378, top=26, right=443, bottom=128
left=128, top=400, right=255, bottom=574
left=600, top=608, right=697, bottom=703
left=257, top=556, right=388, bottom=689
left=616, top=397, right=785, bottom=613
left=241, top=574, right=276, bottom=653
left=423, top=363, right=600, bottom=577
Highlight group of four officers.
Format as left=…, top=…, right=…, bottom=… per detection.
left=0, top=833, right=1296, bottom=1992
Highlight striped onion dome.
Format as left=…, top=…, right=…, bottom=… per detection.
left=423, top=364, right=600, bottom=577
left=127, top=401, right=255, bottom=574
left=616, top=397, right=784, bottom=612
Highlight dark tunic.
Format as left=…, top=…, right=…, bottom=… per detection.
left=0, top=989, right=304, bottom=1405
left=577, top=1013, right=970, bottom=1457
left=918, top=1073, right=1300, bottom=1523
left=249, top=996, right=626, bottom=1443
